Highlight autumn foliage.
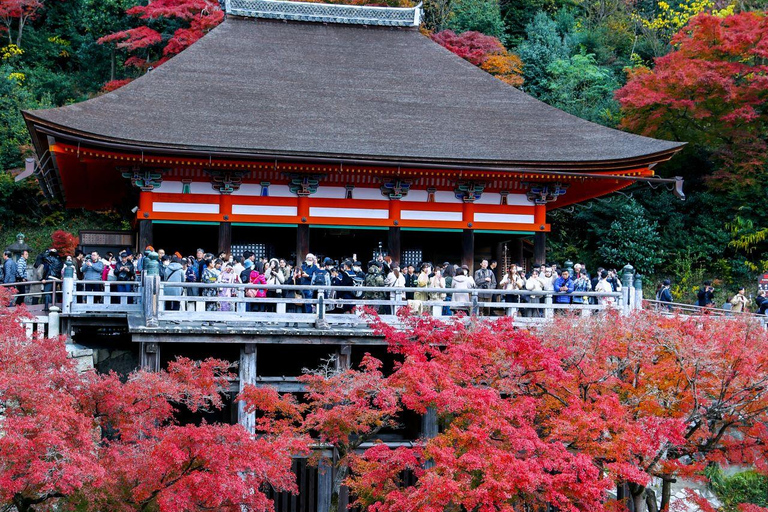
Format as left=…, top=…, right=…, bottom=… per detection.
left=0, top=307, right=306, bottom=512
left=5, top=298, right=768, bottom=512
left=98, top=0, right=224, bottom=70
left=50, top=229, right=78, bottom=256
left=432, top=30, right=524, bottom=87
left=616, top=12, right=768, bottom=192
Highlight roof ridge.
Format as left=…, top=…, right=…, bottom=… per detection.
left=225, top=0, right=422, bottom=27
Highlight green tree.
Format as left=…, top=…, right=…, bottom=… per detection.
left=518, top=11, right=572, bottom=97
left=540, top=52, right=620, bottom=124
left=445, top=0, right=506, bottom=41
left=595, top=197, right=662, bottom=274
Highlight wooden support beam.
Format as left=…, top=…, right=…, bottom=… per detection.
left=387, top=227, right=401, bottom=266
left=534, top=232, right=546, bottom=266
left=461, top=229, right=475, bottom=274
left=317, top=458, right=332, bottom=512
left=140, top=341, right=160, bottom=372
left=297, top=224, right=310, bottom=263
left=238, top=343, right=257, bottom=433
left=218, top=221, right=232, bottom=257
left=138, top=219, right=153, bottom=252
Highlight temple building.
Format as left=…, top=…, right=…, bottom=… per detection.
left=23, top=0, right=683, bottom=269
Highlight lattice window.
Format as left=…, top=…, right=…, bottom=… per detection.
left=232, top=243, right=266, bottom=260
left=401, top=249, right=422, bottom=268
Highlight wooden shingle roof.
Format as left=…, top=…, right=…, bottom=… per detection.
left=24, top=17, right=682, bottom=171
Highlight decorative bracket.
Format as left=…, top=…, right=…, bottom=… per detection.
left=286, top=173, right=322, bottom=196
left=454, top=181, right=485, bottom=203
left=120, top=165, right=164, bottom=191
left=380, top=179, right=412, bottom=200
left=524, top=182, right=569, bottom=204
left=206, top=169, right=247, bottom=194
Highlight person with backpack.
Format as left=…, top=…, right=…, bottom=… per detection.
left=364, top=261, right=385, bottom=312
left=42, top=249, right=62, bottom=312
left=657, top=279, right=673, bottom=311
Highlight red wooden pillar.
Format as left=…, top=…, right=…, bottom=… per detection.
left=461, top=229, right=474, bottom=274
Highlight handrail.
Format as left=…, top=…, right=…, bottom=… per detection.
left=645, top=298, right=766, bottom=318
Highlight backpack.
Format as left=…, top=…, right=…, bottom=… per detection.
left=312, top=268, right=329, bottom=287
left=353, top=275, right=365, bottom=298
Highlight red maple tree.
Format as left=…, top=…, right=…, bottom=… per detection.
left=0, top=0, right=43, bottom=47
left=542, top=311, right=768, bottom=512
left=616, top=12, right=768, bottom=192
left=97, top=0, right=223, bottom=83
left=0, top=305, right=307, bottom=512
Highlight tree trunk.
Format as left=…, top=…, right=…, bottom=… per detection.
left=628, top=482, right=648, bottom=512
left=646, top=487, right=660, bottom=512
left=660, top=477, right=674, bottom=512
left=15, top=18, right=23, bottom=47
left=330, top=461, right=348, bottom=512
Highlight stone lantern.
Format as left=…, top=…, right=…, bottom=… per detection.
left=5, top=233, right=30, bottom=261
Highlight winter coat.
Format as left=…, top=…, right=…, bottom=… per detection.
left=450, top=274, right=475, bottom=308
left=164, top=262, right=184, bottom=297
left=249, top=271, right=267, bottom=298
left=16, top=256, right=28, bottom=281
left=474, top=268, right=497, bottom=290
left=594, top=279, right=615, bottom=305
left=81, top=260, right=105, bottom=282
left=363, top=268, right=385, bottom=300
left=553, top=276, right=574, bottom=304
left=3, top=258, right=17, bottom=284
left=571, top=275, right=592, bottom=304
left=730, top=293, right=749, bottom=313
left=537, top=273, right=556, bottom=292
left=414, top=271, right=430, bottom=302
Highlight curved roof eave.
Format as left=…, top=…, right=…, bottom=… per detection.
left=25, top=17, right=684, bottom=171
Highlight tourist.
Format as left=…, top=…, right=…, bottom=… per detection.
left=500, top=264, right=525, bottom=316
left=538, top=266, right=556, bottom=293
left=404, top=264, right=417, bottom=300
left=414, top=263, right=430, bottom=302
left=697, top=281, right=716, bottom=308
left=74, top=249, right=85, bottom=281
left=474, top=259, right=496, bottom=314
left=441, top=263, right=455, bottom=315
left=248, top=261, right=267, bottom=312
left=364, top=261, right=385, bottom=312
left=81, top=251, right=105, bottom=303
left=594, top=270, right=615, bottom=307
left=217, top=263, right=239, bottom=312
left=115, top=251, right=135, bottom=304
left=572, top=267, right=592, bottom=308
left=525, top=269, right=544, bottom=317
left=265, top=258, right=285, bottom=312
left=3, top=251, right=17, bottom=306
left=428, top=268, right=446, bottom=307
left=298, top=253, right=318, bottom=313
left=729, top=287, right=749, bottom=313
left=657, top=279, right=673, bottom=311
left=385, top=264, right=406, bottom=313
left=164, top=256, right=185, bottom=311
left=332, top=260, right=356, bottom=313
left=553, top=269, right=574, bottom=309
left=757, top=290, right=768, bottom=316
left=450, top=267, right=475, bottom=314
left=14, top=249, right=29, bottom=306
left=201, top=258, right=220, bottom=311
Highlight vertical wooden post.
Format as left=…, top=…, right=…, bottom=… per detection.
left=388, top=227, right=401, bottom=266
left=317, top=457, right=332, bottom=512
left=138, top=219, right=153, bottom=252
left=336, top=344, right=351, bottom=371
left=461, top=229, right=474, bottom=274
left=238, top=344, right=257, bottom=433
left=297, top=224, right=310, bottom=263
left=140, top=342, right=160, bottom=372
left=533, top=232, right=546, bottom=266
left=218, top=221, right=232, bottom=257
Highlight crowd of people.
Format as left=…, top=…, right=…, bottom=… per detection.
left=2, top=245, right=632, bottom=315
